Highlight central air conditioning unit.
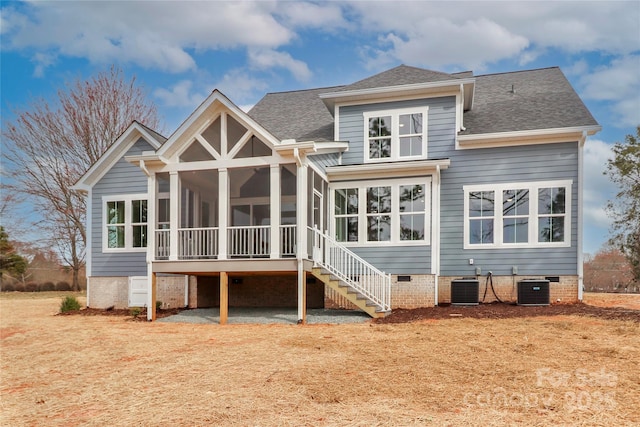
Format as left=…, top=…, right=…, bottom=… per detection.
left=517, top=280, right=550, bottom=306
left=451, top=279, right=479, bottom=306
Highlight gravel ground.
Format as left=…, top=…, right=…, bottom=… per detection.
left=156, top=307, right=372, bottom=325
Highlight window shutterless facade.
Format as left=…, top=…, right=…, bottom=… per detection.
left=102, top=194, right=148, bottom=252
left=331, top=178, right=431, bottom=246
left=463, top=180, right=572, bottom=249
left=364, top=107, right=428, bottom=162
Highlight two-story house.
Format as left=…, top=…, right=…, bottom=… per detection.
left=73, top=65, right=600, bottom=322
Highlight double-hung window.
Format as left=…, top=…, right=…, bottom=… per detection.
left=463, top=181, right=571, bottom=249
left=335, top=188, right=359, bottom=242
left=332, top=178, right=431, bottom=245
left=103, top=195, right=148, bottom=252
left=364, top=107, right=428, bottom=162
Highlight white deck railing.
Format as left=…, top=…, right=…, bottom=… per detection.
left=179, top=227, right=219, bottom=259
left=156, top=225, right=298, bottom=260
left=309, top=227, right=391, bottom=312
left=228, top=225, right=270, bottom=257
left=155, top=230, right=170, bottom=260
left=280, top=224, right=297, bottom=257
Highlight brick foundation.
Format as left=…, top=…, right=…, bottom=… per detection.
left=87, top=275, right=190, bottom=309
left=391, top=275, right=436, bottom=308
left=438, top=275, right=579, bottom=304
left=191, top=274, right=324, bottom=308
left=324, top=274, right=436, bottom=309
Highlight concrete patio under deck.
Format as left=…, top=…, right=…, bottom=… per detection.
left=156, top=307, right=371, bottom=325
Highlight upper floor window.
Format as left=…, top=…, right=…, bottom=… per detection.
left=463, top=181, right=572, bottom=249
left=364, top=107, right=428, bottom=163
left=103, top=194, right=147, bottom=252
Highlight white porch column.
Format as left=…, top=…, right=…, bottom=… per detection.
left=218, top=168, right=228, bottom=260
left=297, top=259, right=306, bottom=324
left=146, top=172, right=157, bottom=320
left=296, top=154, right=308, bottom=322
left=431, top=165, right=441, bottom=306
left=146, top=172, right=156, bottom=264
left=270, top=164, right=280, bottom=258
left=169, top=171, right=179, bottom=261
left=296, top=159, right=308, bottom=260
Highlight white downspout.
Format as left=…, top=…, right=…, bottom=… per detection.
left=432, top=165, right=441, bottom=306
left=577, top=132, right=586, bottom=301
left=184, top=275, right=189, bottom=307
left=85, top=188, right=92, bottom=307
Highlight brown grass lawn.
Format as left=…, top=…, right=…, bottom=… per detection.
left=1, top=292, right=639, bottom=426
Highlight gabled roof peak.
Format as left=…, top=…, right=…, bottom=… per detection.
left=336, top=64, right=465, bottom=93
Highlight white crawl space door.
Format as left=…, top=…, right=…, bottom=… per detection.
left=128, top=276, right=148, bottom=307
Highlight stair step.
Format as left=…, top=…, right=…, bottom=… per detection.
left=311, top=265, right=390, bottom=319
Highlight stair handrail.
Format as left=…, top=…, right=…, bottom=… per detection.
left=309, top=226, right=391, bottom=312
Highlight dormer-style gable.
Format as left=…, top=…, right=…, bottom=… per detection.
left=319, top=65, right=475, bottom=119
left=72, top=121, right=165, bottom=193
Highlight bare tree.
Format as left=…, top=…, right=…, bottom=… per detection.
left=3, top=66, right=161, bottom=289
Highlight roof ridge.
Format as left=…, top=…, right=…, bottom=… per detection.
left=262, top=84, right=346, bottom=96
left=476, top=66, right=561, bottom=78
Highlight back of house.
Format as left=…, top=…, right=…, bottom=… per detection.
left=73, top=64, right=600, bottom=321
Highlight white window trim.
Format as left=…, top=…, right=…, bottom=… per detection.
left=363, top=107, right=429, bottom=163
left=330, top=177, right=431, bottom=247
left=463, top=180, right=572, bottom=250
left=102, top=194, right=148, bottom=253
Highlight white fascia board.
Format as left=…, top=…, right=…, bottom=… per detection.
left=274, top=140, right=349, bottom=157
left=124, top=153, right=168, bottom=169
left=326, top=159, right=450, bottom=181
left=457, top=125, right=602, bottom=149
left=320, top=79, right=475, bottom=110
left=72, top=122, right=163, bottom=191
left=157, top=90, right=281, bottom=160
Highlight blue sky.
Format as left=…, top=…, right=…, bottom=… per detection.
left=1, top=0, right=639, bottom=255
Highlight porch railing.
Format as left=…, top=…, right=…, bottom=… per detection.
left=280, top=224, right=297, bottom=257
left=309, top=227, right=391, bottom=312
left=228, top=225, right=270, bottom=257
left=155, top=225, right=298, bottom=259
left=179, top=227, right=218, bottom=259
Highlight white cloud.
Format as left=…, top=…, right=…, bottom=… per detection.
left=377, top=17, right=529, bottom=70
left=153, top=80, right=207, bottom=108
left=215, top=69, right=269, bottom=103
left=248, top=48, right=312, bottom=82
left=579, top=55, right=640, bottom=127
left=3, top=1, right=293, bottom=74
left=565, top=59, right=589, bottom=77
left=346, top=1, right=639, bottom=70
left=276, top=2, right=351, bottom=31
left=31, top=52, right=56, bottom=77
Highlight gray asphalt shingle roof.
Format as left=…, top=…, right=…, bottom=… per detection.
left=334, top=64, right=461, bottom=91
left=461, top=67, right=599, bottom=134
left=248, top=65, right=598, bottom=142
left=249, top=86, right=343, bottom=142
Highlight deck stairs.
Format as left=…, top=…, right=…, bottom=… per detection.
left=308, top=228, right=391, bottom=318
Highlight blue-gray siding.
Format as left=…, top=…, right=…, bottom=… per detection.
left=439, top=142, right=580, bottom=276
left=334, top=97, right=453, bottom=275
left=336, top=96, right=579, bottom=277
left=339, top=97, right=456, bottom=165
left=90, top=138, right=153, bottom=277
left=350, top=246, right=431, bottom=275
